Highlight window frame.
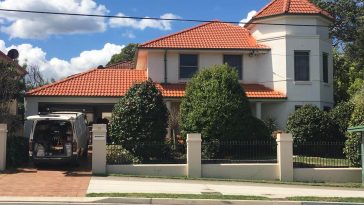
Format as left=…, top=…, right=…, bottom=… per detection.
left=322, top=52, right=329, bottom=83
left=178, top=54, right=199, bottom=80
left=223, top=54, right=243, bottom=80
left=294, top=51, right=310, bottom=82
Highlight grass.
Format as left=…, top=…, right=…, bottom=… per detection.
left=87, top=193, right=269, bottom=200
left=108, top=174, right=363, bottom=188
left=87, top=193, right=364, bottom=203
left=293, top=156, right=350, bottom=168
left=288, top=196, right=364, bottom=203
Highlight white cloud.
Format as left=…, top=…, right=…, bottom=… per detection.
left=109, top=12, right=180, bottom=30
left=239, top=10, right=257, bottom=27
left=122, top=30, right=136, bottom=39
left=0, top=40, right=124, bottom=79
left=0, top=0, right=108, bottom=39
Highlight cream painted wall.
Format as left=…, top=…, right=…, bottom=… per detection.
left=294, top=168, right=362, bottom=183
left=107, top=164, right=187, bottom=177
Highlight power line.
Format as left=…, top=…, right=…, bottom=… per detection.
left=0, top=8, right=330, bottom=28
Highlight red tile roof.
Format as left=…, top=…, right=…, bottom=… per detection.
left=27, top=68, right=286, bottom=99
left=139, top=21, right=269, bottom=50
left=251, top=0, right=333, bottom=21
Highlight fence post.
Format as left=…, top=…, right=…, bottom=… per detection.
left=187, top=133, right=201, bottom=178
left=361, top=132, right=364, bottom=185
left=0, top=124, right=7, bottom=171
left=276, top=133, right=293, bottom=181
left=92, top=124, right=107, bottom=175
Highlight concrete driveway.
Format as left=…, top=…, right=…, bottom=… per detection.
left=0, top=159, right=91, bottom=197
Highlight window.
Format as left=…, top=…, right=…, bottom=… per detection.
left=323, top=106, right=331, bottom=112
left=294, top=51, right=310, bottom=81
left=223, top=55, right=243, bottom=80
left=179, top=54, right=198, bottom=79
left=295, top=105, right=302, bottom=110
left=323, top=53, right=328, bottom=83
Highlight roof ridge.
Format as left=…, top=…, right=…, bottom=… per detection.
left=27, top=68, right=98, bottom=95
left=253, top=0, right=279, bottom=19
left=139, top=21, right=217, bottom=47
left=284, top=0, right=291, bottom=13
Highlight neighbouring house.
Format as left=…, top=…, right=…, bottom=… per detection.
left=24, top=0, right=334, bottom=137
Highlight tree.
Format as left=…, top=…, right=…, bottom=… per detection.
left=329, top=101, right=354, bottom=141
left=286, top=105, right=337, bottom=143
left=0, top=61, right=23, bottom=119
left=344, top=87, right=364, bottom=166
left=25, top=65, right=50, bottom=91
left=107, top=43, right=139, bottom=66
left=109, top=79, right=169, bottom=161
left=179, top=64, right=270, bottom=142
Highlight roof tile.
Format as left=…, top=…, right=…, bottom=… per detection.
left=140, top=21, right=269, bottom=50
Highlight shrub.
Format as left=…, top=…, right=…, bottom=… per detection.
left=109, top=79, right=169, bottom=162
left=329, top=101, right=354, bottom=141
left=344, top=88, right=364, bottom=166
left=179, top=64, right=271, bottom=143
left=107, top=145, right=140, bottom=164
left=286, top=104, right=336, bottom=143
left=6, top=136, right=29, bottom=168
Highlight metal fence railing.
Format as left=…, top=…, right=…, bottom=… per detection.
left=106, top=141, right=186, bottom=165
left=201, top=140, right=277, bottom=164
left=293, top=141, right=350, bottom=168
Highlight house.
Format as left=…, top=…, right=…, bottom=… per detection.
left=24, top=0, right=334, bottom=137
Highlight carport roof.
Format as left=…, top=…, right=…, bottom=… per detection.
left=26, top=68, right=286, bottom=99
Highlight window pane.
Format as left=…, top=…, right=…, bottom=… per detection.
left=323, top=53, right=328, bottom=83
left=180, top=54, right=198, bottom=66
left=294, top=51, right=309, bottom=81
left=180, top=66, right=198, bottom=79
left=223, top=55, right=242, bottom=79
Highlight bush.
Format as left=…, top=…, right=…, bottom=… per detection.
left=6, top=136, right=29, bottom=168
left=329, top=101, right=354, bottom=141
left=344, top=88, right=364, bottom=166
left=180, top=64, right=249, bottom=142
left=180, top=64, right=271, bottom=142
left=107, top=145, right=140, bottom=164
left=109, top=79, right=169, bottom=162
left=286, top=104, right=336, bottom=143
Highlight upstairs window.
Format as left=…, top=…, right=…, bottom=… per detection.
left=179, top=54, right=198, bottom=79
left=223, top=55, right=243, bottom=80
left=294, top=51, right=310, bottom=81
left=323, top=52, right=328, bottom=83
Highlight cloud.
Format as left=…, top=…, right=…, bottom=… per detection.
left=0, top=0, right=108, bottom=39
left=239, top=10, right=257, bottom=27
left=0, top=40, right=124, bottom=79
left=122, top=30, right=136, bottom=39
left=109, top=13, right=180, bottom=30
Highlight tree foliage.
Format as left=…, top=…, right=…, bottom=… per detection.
left=286, top=105, right=337, bottom=143
left=109, top=79, right=168, bottom=161
left=107, top=43, right=138, bottom=66
left=0, top=60, right=23, bottom=124
left=179, top=64, right=270, bottom=142
left=329, top=101, right=354, bottom=140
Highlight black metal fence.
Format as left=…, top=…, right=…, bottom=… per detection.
left=293, top=141, right=350, bottom=168
left=107, top=141, right=186, bottom=165
left=202, top=140, right=277, bottom=164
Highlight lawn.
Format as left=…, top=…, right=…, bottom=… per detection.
left=293, top=156, right=350, bottom=168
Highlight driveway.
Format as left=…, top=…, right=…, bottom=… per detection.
left=0, top=158, right=91, bottom=197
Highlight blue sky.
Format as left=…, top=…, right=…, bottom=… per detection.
left=0, top=0, right=270, bottom=79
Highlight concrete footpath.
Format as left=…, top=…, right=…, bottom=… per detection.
left=88, top=176, right=364, bottom=199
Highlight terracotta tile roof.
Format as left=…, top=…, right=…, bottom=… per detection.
left=27, top=69, right=286, bottom=99
left=251, top=0, right=333, bottom=20
left=26, top=68, right=147, bottom=97
left=139, top=21, right=269, bottom=50
left=106, top=61, right=135, bottom=69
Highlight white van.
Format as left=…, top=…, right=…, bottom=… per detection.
left=27, top=112, right=89, bottom=165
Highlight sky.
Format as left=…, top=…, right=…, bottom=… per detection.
left=0, top=0, right=270, bottom=80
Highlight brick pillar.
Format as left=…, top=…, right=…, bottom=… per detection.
left=276, top=133, right=293, bottom=181
left=187, top=133, right=201, bottom=178
left=92, top=124, right=107, bottom=175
